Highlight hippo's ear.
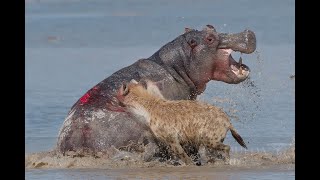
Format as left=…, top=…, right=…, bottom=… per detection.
left=184, top=27, right=194, bottom=33
left=203, top=24, right=216, bottom=33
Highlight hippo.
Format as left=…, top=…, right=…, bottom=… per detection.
left=56, top=24, right=256, bottom=155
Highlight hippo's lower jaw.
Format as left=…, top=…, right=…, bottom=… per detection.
left=211, top=49, right=250, bottom=84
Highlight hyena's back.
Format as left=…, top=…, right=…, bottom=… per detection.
left=149, top=100, right=232, bottom=145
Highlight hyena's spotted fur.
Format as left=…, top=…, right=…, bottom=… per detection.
left=117, top=80, right=247, bottom=165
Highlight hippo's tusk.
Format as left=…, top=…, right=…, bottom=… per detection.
left=239, top=57, right=243, bottom=75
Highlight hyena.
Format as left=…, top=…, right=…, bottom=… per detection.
left=116, top=80, right=247, bottom=165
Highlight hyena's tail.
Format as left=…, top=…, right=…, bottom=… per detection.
left=230, top=125, right=247, bottom=149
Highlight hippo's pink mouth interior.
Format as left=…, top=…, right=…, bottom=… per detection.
left=218, top=48, right=250, bottom=80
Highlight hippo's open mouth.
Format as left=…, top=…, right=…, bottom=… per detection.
left=223, top=49, right=250, bottom=79
left=212, top=48, right=251, bottom=84
left=213, top=29, right=256, bottom=83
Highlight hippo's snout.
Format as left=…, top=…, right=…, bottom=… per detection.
left=218, top=30, right=256, bottom=54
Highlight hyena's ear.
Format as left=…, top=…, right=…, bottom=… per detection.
left=138, top=79, right=148, bottom=89
left=150, top=80, right=164, bottom=92
left=119, top=82, right=129, bottom=96
left=130, top=79, right=138, bottom=84
left=145, top=80, right=165, bottom=99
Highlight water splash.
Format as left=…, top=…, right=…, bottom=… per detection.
left=25, top=141, right=294, bottom=169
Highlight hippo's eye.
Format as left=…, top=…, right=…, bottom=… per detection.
left=188, top=39, right=197, bottom=48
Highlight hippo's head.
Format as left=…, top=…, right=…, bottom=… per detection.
left=153, top=24, right=256, bottom=95
left=185, top=25, right=256, bottom=85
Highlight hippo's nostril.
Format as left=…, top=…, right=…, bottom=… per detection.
left=205, top=35, right=215, bottom=43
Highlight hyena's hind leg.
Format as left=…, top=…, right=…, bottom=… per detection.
left=215, top=143, right=231, bottom=162
left=206, top=142, right=231, bottom=164
left=197, top=145, right=211, bottom=165
left=167, top=140, right=193, bottom=165
left=215, top=143, right=230, bottom=164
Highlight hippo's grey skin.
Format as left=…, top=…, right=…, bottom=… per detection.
left=56, top=25, right=256, bottom=155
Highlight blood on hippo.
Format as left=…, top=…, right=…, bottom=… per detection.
left=80, top=93, right=90, bottom=104
left=79, top=86, right=100, bottom=105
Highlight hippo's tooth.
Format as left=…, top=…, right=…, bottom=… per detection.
left=239, top=57, right=243, bottom=75
left=225, top=49, right=233, bottom=55
left=239, top=66, right=243, bottom=75
left=231, top=64, right=237, bottom=71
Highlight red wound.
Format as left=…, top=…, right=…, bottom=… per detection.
left=80, top=93, right=90, bottom=104
left=79, top=86, right=100, bottom=105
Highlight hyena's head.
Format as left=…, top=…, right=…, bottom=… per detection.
left=117, top=79, right=165, bottom=107
left=116, top=79, right=159, bottom=123
left=117, top=79, right=145, bottom=106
